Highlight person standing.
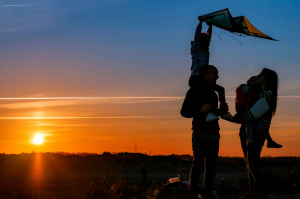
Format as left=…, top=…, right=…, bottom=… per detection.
left=186, top=65, right=227, bottom=199
left=234, top=68, right=279, bottom=199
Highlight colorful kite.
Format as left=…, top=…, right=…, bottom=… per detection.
left=199, top=8, right=278, bottom=41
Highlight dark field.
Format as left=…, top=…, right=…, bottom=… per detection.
left=0, top=153, right=299, bottom=199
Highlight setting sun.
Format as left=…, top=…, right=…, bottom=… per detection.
left=32, top=134, right=44, bottom=145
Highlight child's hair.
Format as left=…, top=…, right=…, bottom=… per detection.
left=235, top=84, right=254, bottom=113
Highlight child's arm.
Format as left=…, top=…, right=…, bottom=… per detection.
left=206, top=22, right=212, bottom=46
left=214, top=84, right=226, bottom=105
left=193, top=18, right=203, bottom=47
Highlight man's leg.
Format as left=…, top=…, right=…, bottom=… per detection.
left=190, top=131, right=205, bottom=197
left=204, top=137, right=219, bottom=192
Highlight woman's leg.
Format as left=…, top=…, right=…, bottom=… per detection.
left=247, top=139, right=265, bottom=197
left=239, top=124, right=248, bottom=159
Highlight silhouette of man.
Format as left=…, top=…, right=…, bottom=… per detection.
left=188, top=65, right=226, bottom=199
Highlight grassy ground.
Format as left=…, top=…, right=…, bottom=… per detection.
left=0, top=153, right=299, bottom=199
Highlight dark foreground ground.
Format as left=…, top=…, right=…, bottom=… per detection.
left=0, top=153, right=299, bottom=199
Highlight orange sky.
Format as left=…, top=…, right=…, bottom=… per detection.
left=0, top=97, right=299, bottom=157
left=1, top=1, right=300, bottom=157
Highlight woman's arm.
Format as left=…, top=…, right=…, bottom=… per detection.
left=234, top=97, right=269, bottom=123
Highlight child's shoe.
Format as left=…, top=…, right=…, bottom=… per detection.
left=206, top=112, right=219, bottom=121
left=267, top=139, right=282, bottom=148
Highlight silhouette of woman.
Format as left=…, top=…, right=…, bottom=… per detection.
left=234, top=68, right=280, bottom=199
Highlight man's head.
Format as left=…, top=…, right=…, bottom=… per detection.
left=200, top=65, right=219, bottom=85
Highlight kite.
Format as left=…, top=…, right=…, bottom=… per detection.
left=199, top=8, right=278, bottom=41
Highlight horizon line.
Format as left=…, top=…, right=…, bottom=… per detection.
left=0, top=152, right=298, bottom=158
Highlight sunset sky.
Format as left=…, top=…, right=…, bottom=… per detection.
left=0, top=0, right=299, bottom=156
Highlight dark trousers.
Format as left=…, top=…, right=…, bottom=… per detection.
left=240, top=124, right=265, bottom=197
left=190, top=130, right=219, bottom=196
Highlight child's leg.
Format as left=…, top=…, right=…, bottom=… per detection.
left=206, top=112, right=218, bottom=122
left=246, top=122, right=254, bottom=143
left=265, top=131, right=272, bottom=141
left=188, top=75, right=201, bottom=88
left=215, top=84, right=226, bottom=105
left=266, top=131, right=282, bottom=148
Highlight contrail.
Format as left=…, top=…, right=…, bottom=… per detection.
left=0, top=97, right=184, bottom=100
left=0, top=116, right=177, bottom=120
left=2, top=4, right=27, bottom=7
left=0, top=95, right=299, bottom=100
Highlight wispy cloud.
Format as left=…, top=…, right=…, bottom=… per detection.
left=0, top=116, right=173, bottom=120
left=0, top=97, right=183, bottom=100
left=1, top=96, right=299, bottom=110
left=1, top=95, right=299, bottom=100
left=278, top=96, right=300, bottom=98
left=2, top=4, right=29, bottom=7
left=0, top=1, right=65, bottom=32
left=0, top=97, right=183, bottom=109
left=38, top=120, right=188, bottom=127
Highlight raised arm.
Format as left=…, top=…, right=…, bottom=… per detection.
left=206, top=22, right=212, bottom=45
left=193, top=18, right=203, bottom=46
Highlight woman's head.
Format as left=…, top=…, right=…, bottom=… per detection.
left=259, top=68, right=278, bottom=115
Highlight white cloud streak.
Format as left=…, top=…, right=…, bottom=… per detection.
left=0, top=97, right=183, bottom=109
left=0, top=95, right=299, bottom=100
left=0, top=97, right=183, bottom=100
left=0, top=96, right=299, bottom=110
left=0, top=116, right=178, bottom=120
left=2, top=5, right=28, bottom=7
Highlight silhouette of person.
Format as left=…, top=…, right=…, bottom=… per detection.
left=190, top=17, right=212, bottom=76
left=189, top=17, right=230, bottom=121
left=188, top=65, right=227, bottom=199
left=234, top=68, right=280, bottom=199
left=235, top=76, right=282, bottom=148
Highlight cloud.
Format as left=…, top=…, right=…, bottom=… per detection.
left=0, top=1, right=65, bottom=32
left=278, top=96, right=300, bottom=99
left=0, top=97, right=184, bottom=100
left=38, top=120, right=188, bottom=127
left=2, top=4, right=28, bottom=7
left=1, top=96, right=300, bottom=110
left=0, top=97, right=183, bottom=109
left=0, top=116, right=156, bottom=120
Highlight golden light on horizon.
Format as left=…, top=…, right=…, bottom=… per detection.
left=32, top=133, right=44, bottom=145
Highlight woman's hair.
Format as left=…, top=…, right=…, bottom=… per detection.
left=260, top=68, right=278, bottom=116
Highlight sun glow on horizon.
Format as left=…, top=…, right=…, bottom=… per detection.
left=32, top=133, right=44, bottom=145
